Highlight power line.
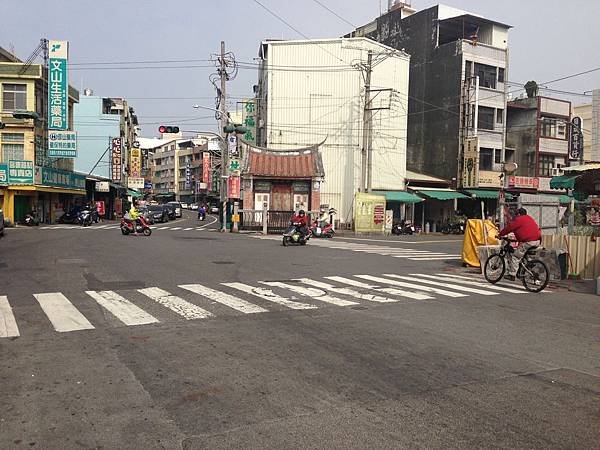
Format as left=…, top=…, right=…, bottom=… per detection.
left=310, top=0, right=357, bottom=28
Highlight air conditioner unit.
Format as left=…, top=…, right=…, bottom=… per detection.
left=551, top=167, right=564, bottom=177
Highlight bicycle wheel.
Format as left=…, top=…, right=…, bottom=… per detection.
left=484, top=254, right=505, bottom=284
left=521, top=260, right=549, bottom=293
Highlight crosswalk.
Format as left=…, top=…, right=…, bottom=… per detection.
left=39, top=223, right=212, bottom=232
left=253, top=235, right=459, bottom=261
left=0, top=272, right=542, bottom=339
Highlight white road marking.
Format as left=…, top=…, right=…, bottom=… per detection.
left=138, top=287, right=214, bottom=319
left=183, top=227, right=194, bottom=231
left=33, top=293, right=95, bottom=332
left=260, top=281, right=358, bottom=306
left=171, top=227, right=182, bottom=231
left=392, top=253, right=454, bottom=258
left=160, top=227, right=171, bottom=230
left=356, top=275, right=468, bottom=298
left=296, top=278, right=398, bottom=303
left=222, top=282, right=317, bottom=310
left=387, top=275, right=498, bottom=296
left=179, top=284, right=268, bottom=314
left=324, top=276, right=434, bottom=300
left=94, top=225, right=109, bottom=229
left=406, top=257, right=459, bottom=261
left=0, top=296, right=20, bottom=338
left=85, top=290, right=159, bottom=326
left=424, top=274, right=526, bottom=293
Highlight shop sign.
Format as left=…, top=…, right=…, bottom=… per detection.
left=47, top=40, right=69, bottom=130
left=228, top=135, right=238, bottom=157
left=354, top=193, right=386, bottom=233
left=508, top=176, right=539, bottom=190
left=242, top=99, right=257, bottom=144
left=202, top=152, right=211, bottom=190
left=128, top=177, right=145, bottom=189
left=96, top=201, right=106, bottom=217
left=229, top=158, right=240, bottom=173
left=0, top=163, right=7, bottom=184
left=254, top=180, right=271, bottom=192
left=462, top=137, right=479, bottom=188
left=8, top=160, right=34, bottom=185
left=48, top=131, right=77, bottom=157
left=478, top=170, right=502, bottom=188
left=144, top=181, right=153, bottom=190
left=228, top=176, right=241, bottom=198
left=37, top=166, right=85, bottom=190
left=292, top=181, right=310, bottom=193
left=95, top=181, right=110, bottom=192
left=185, top=162, right=191, bottom=190
left=141, top=148, right=149, bottom=170
left=570, top=116, right=584, bottom=160
left=130, top=148, right=141, bottom=178
left=111, top=138, right=122, bottom=182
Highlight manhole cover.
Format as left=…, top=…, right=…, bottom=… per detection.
left=212, top=261, right=235, bottom=265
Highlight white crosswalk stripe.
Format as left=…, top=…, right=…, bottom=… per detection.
left=1, top=271, right=549, bottom=338
left=356, top=275, right=468, bottom=298
left=0, top=295, right=20, bottom=338
left=86, top=290, right=160, bottom=326
left=260, top=281, right=358, bottom=306
left=179, top=284, right=268, bottom=314
left=138, top=287, right=214, bottom=319
left=324, top=276, right=434, bottom=300
left=33, top=293, right=95, bottom=332
left=222, top=282, right=317, bottom=310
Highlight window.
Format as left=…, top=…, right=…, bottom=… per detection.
left=478, top=106, right=496, bottom=131
left=2, top=84, right=27, bottom=111
left=495, top=150, right=502, bottom=164
left=541, top=118, right=567, bottom=139
left=1, top=133, right=25, bottom=161
left=479, top=148, right=494, bottom=170
left=496, top=108, right=504, bottom=125
left=474, top=63, right=497, bottom=89
left=465, top=60, right=473, bottom=80
left=505, top=149, right=515, bottom=163
left=539, top=155, right=555, bottom=177
left=498, top=68, right=505, bottom=83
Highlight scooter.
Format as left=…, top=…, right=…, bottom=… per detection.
left=310, top=220, right=335, bottom=238
left=120, top=216, right=152, bottom=236
left=78, top=208, right=93, bottom=227
left=392, top=220, right=415, bottom=235
left=57, top=209, right=80, bottom=224
left=282, top=221, right=311, bottom=246
left=24, top=213, right=39, bottom=226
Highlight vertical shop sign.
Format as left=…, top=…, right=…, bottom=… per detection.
left=47, top=40, right=69, bottom=130
left=111, top=138, right=122, bottom=182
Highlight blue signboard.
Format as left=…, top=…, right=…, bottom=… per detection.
left=48, top=40, right=69, bottom=130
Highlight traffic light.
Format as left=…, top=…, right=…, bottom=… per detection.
left=223, top=124, right=249, bottom=134
left=158, top=125, right=180, bottom=134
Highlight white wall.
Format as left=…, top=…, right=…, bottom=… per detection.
left=263, top=38, right=409, bottom=222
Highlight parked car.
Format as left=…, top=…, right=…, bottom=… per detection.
left=210, top=205, right=219, bottom=214
left=146, top=204, right=169, bottom=223
left=163, top=203, right=176, bottom=220
left=0, top=209, right=5, bottom=237
left=167, top=201, right=183, bottom=218
left=181, top=202, right=188, bottom=210
left=190, top=203, right=199, bottom=210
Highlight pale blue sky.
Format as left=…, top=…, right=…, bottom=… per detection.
left=2, top=0, right=598, bottom=136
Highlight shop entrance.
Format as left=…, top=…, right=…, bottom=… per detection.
left=14, top=195, right=30, bottom=224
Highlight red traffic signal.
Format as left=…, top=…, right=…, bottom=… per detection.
left=158, top=125, right=180, bottom=134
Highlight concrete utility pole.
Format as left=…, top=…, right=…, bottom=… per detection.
left=361, top=51, right=373, bottom=193
left=219, top=41, right=228, bottom=232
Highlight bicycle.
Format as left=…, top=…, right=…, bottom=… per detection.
left=483, top=237, right=550, bottom=293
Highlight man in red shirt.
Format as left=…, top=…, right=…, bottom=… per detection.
left=498, top=207, right=542, bottom=280
left=292, top=210, right=308, bottom=239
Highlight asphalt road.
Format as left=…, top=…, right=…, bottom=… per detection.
left=1, top=211, right=599, bottom=449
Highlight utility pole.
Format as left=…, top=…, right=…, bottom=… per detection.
left=219, top=40, right=229, bottom=232
left=361, top=51, right=373, bottom=193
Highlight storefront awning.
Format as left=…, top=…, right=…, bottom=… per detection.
left=7, top=185, right=85, bottom=196
left=373, top=191, right=423, bottom=203
left=462, top=189, right=514, bottom=200
left=550, top=174, right=578, bottom=190
left=415, top=189, right=468, bottom=200
left=127, top=189, right=142, bottom=198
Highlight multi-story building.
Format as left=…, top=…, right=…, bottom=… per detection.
left=506, top=95, right=572, bottom=192
left=0, top=45, right=84, bottom=224
left=347, top=2, right=511, bottom=192
left=148, top=137, right=210, bottom=203
left=255, top=37, right=410, bottom=222
left=572, top=91, right=600, bottom=164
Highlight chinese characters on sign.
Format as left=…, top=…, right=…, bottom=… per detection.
left=354, top=193, right=387, bottom=233
left=242, top=100, right=257, bottom=144
left=129, top=148, right=141, bottom=177
left=228, top=176, right=241, bottom=199
left=202, top=152, right=211, bottom=190
left=8, top=160, right=34, bottom=185
left=0, top=164, right=7, bottom=184
left=228, top=135, right=238, bottom=157
left=48, top=131, right=77, bottom=158
left=111, top=138, right=122, bottom=182
left=185, top=162, right=191, bottom=190
left=36, top=166, right=85, bottom=190
left=48, top=40, right=69, bottom=131
left=508, top=176, right=539, bottom=190
left=462, top=137, right=479, bottom=188
left=570, top=116, right=584, bottom=160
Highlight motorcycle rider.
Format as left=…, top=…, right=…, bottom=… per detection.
left=292, top=209, right=308, bottom=240
left=128, top=201, right=141, bottom=236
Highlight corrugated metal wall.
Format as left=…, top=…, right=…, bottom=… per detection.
left=264, top=38, right=409, bottom=222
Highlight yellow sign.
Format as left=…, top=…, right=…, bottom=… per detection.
left=130, top=148, right=142, bottom=178
left=232, top=214, right=240, bottom=223
left=462, top=137, right=479, bottom=188
left=354, top=193, right=386, bottom=233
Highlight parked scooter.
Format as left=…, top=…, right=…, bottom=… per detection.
left=392, top=219, right=415, bottom=235
left=24, top=213, right=39, bottom=226
left=78, top=208, right=93, bottom=227
left=310, top=219, right=335, bottom=238
left=57, top=208, right=80, bottom=224
left=120, top=215, right=152, bottom=236
left=282, top=221, right=311, bottom=246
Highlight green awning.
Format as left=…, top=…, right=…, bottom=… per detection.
left=550, top=174, right=578, bottom=190
left=373, top=191, right=423, bottom=203
left=462, top=189, right=514, bottom=200
left=415, top=189, right=468, bottom=200
left=127, top=189, right=142, bottom=198
left=155, top=192, right=176, bottom=197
